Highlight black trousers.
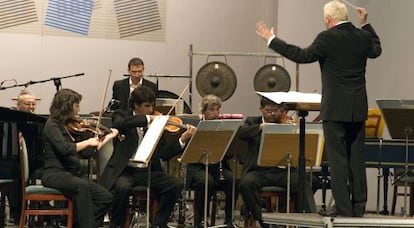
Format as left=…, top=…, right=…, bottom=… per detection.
left=323, top=121, right=366, bottom=217
left=239, top=167, right=316, bottom=222
left=42, top=171, right=113, bottom=228
left=190, top=166, right=235, bottom=224
left=110, top=167, right=183, bottom=226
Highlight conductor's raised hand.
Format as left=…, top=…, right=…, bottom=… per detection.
left=356, top=7, right=368, bottom=26
left=256, top=21, right=275, bottom=42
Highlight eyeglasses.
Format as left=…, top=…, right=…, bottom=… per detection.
left=263, top=108, right=281, bottom=114
left=130, top=70, right=143, bottom=75
left=22, top=102, right=36, bottom=106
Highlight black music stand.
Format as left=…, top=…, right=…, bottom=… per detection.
left=129, top=115, right=169, bottom=228
left=221, top=124, right=248, bottom=225
left=256, top=91, right=321, bottom=212
left=377, top=99, right=414, bottom=217
left=180, top=120, right=241, bottom=228
left=258, top=124, right=323, bottom=212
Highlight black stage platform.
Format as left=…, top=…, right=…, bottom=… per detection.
left=263, top=212, right=414, bottom=227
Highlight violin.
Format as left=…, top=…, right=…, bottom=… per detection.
left=152, top=111, right=188, bottom=133
left=279, top=112, right=298, bottom=124
left=65, top=117, right=112, bottom=141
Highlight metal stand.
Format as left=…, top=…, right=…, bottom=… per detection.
left=147, top=162, right=151, bottom=228
left=286, top=153, right=292, bottom=213
left=203, top=151, right=209, bottom=228
left=376, top=138, right=383, bottom=215
left=189, top=44, right=286, bottom=111
left=297, top=110, right=308, bottom=212
left=402, top=127, right=412, bottom=217
left=200, top=152, right=227, bottom=228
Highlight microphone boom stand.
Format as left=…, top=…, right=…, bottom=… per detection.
left=0, top=73, right=84, bottom=91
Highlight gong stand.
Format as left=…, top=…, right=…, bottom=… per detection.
left=189, top=44, right=300, bottom=98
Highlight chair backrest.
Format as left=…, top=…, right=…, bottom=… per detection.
left=365, top=108, right=385, bottom=138
left=18, top=133, right=29, bottom=187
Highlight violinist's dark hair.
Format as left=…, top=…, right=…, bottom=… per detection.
left=260, top=96, right=287, bottom=110
left=128, top=57, right=144, bottom=69
left=129, top=86, right=155, bottom=109
left=49, top=88, right=82, bottom=123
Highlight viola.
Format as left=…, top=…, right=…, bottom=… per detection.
left=65, top=117, right=112, bottom=141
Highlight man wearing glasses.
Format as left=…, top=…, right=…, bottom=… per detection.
left=238, top=96, right=316, bottom=228
left=111, top=57, right=158, bottom=112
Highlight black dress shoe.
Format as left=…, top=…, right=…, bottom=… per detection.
left=259, top=220, right=270, bottom=228
left=195, top=221, right=209, bottom=228
left=319, top=209, right=338, bottom=217
left=225, top=220, right=235, bottom=228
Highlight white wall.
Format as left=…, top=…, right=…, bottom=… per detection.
left=0, top=0, right=278, bottom=116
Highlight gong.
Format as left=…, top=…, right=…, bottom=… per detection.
left=254, top=64, right=291, bottom=92
left=196, top=61, right=237, bottom=101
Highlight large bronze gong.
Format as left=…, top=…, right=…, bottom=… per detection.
left=196, top=61, right=237, bottom=101
left=254, top=64, right=291, bottom=92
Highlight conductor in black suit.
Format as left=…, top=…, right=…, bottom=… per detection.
left=238, top=97, right=316, bottom=228
left=256, top=0, right=382, bottom=217
left=100, top=86, right=195, bottom=228
left=111, top=57, right=158, bottom=112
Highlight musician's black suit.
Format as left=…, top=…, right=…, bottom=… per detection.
left=42, top=119, right=113, bottom=228
left=186, top=156, right=234, bottom=225
left=185, top=117, right=235, bottom=226
left=100, top=110, right=183, bottom=227
left=111, top=77, right=158, bottom=112
left=238, top=116, right=316, bottom=223
left=267, top=22, right=382, bottom=216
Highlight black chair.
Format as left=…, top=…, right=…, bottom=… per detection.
left=243, top=186, right=293, bottom=228
left=18, top=133, right=74, bottom=228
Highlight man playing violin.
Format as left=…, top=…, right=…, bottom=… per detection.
left=100, top=86, right=196, bottom=228
left=186, top=94, right=236, bottom=228
left=238, top=96, right=316, bottom=228
left=42, top=88, right=117, bottom=228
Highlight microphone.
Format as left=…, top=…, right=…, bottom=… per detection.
left=105, top=99, right=121, bottom=112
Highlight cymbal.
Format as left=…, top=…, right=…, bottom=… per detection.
left=254, top=64, right=291, bottom=92
left=196, top=61, right=237, bottom=101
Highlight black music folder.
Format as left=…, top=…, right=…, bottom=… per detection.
left=377, top=99, right=414, bottom=140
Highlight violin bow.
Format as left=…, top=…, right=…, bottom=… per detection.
left=166, top=83, right=189, bottom=116
left=95, top=69, right=112, bottom=137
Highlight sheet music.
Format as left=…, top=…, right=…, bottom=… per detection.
left=130, top=115, right=169, bottom=164
left=256, top=91, right=321, bottom=104
left=259, top=123, right=324, bottom=167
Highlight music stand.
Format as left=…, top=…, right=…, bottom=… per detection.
left=258, top=124, right=323, bottom=212
left=257, top=91, right=321, bottom=212
left=221, top=124, right=248, bottom=225
left=377, top=99, right=414, bottom=217
left=180, top=119, right=242, bottom=228
left=129, top=115, right=169, bottom=228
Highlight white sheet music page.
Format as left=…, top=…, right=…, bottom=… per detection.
left=256, top=91, right=321, bottom=104
left=131, top=115, right=169, bottom=164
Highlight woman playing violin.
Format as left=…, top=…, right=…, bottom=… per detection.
left=100, top=86, right=195, bottom=228
left=41, top=88, right=117, bottom=228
